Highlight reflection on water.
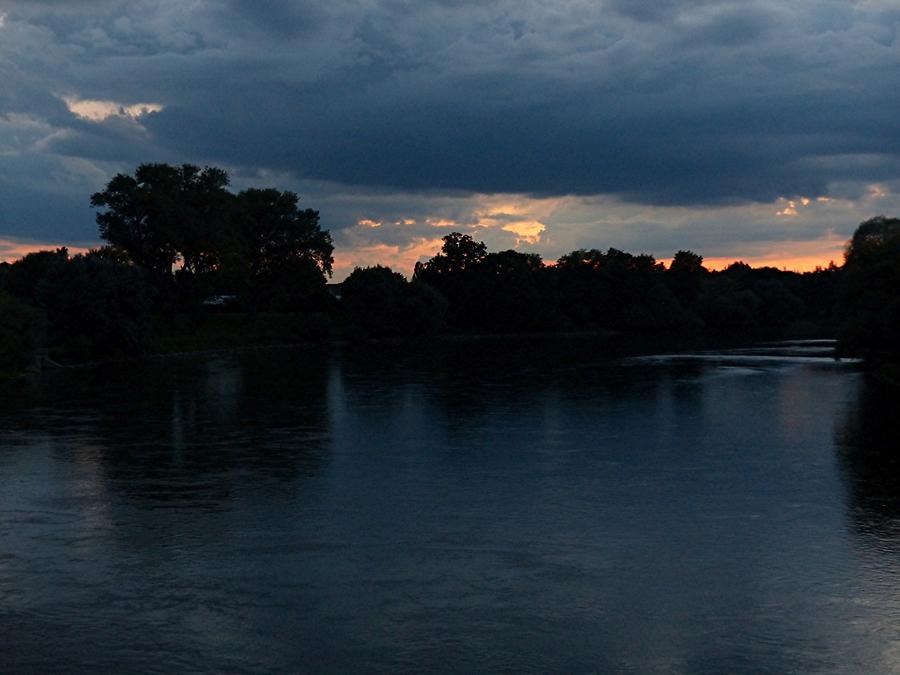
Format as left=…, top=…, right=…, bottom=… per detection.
left=837, top=378, right=900, bottom=544
left=1, top=338, right=898, bottom=673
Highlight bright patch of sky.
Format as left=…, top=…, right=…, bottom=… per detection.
left=63, top=97, right=163, bottom=123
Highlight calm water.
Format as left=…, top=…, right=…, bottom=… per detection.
left=2, top=339, right=899, bottom=673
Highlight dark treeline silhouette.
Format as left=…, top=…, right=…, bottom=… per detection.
left=0, top=163, right=335, bottom=367
left=90, top=163, right=334, bottom=314
left=0, top=162, right=897, bottom=375
left=406, top=231, right=841, bottom=339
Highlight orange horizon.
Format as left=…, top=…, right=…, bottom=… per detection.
left=682, top=254, right=842, bottom=273
left=0, top=239, right=92, bottom=263
left=2, top=239, right=846, bottom=275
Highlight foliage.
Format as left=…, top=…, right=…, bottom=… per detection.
left=3, top=249, right=155, bottom=360
left=233, top=188, right=334, bottom=312
left=1, top=248, right=70, bottom=302
left=553, top=247, right=671, bottom=331
left=670, top=250, right=706, bottom=274
left=410, top=231, right=843, bottom=338
left=91, top=164, right=232, bottom=277
left=235, top=188, right=333, bottom=278
left=10, top=177, right=897, bottom=367
left=342, top=265, right=446, bottom=338
left=251, top=257, right=333, bottom=313
left=415, top=235, right=558, bottom=332
left=838, top=216, right=900, bottom=357
left=0, top=291, right=42, bottom=377
left=91, top=164, right=334, bottom=314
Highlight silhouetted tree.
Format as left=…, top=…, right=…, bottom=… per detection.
left=476, top=250, right=558, bottom=332
left=252, top=257, right=333, bottom=312
left=233, top=188, right=334, bottom=312
left=838, top=216, right=900, bottom=358
left=90, top=165, right=335, bottom=315
left=553, top=248, right=670, bottom=330
left=0, top=291, right=42, bottom=376
left=1, top=248, right=70, bottom=303
left=37, top=251, right=156, bottom=359
left=670, top=250, right=706, bottom=274
left=2, top=249, right=156, bottom=360
left=342, top=265, right=446, bottom=338
left=797, top=263, right=841, bottom=333
left=414, top=232, right=487, bottom=280
left=235, top=188, right=333, bottom=278
left=91, top=163, right=231, bottom=277
left=668, top=249, right=707, bottom=307
left=414, top=233, right=489, bottom=330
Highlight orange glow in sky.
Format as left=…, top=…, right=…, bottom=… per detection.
left=700, top=254, right=840, bottom=272
left=332, top=238, right=445, bottom=280
left=0, top=240, right=90, bottom=263
left=2, top=236, right=847, bottom=278
left=695, top=236, right=847, bottom=272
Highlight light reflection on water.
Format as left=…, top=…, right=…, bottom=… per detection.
left=1, top=339, right=899, bottom=673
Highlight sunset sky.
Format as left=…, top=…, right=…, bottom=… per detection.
left=2, top=0, right=899, bottom=279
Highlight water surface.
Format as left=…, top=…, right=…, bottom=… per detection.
left=1, top=339, right=898, bottom=673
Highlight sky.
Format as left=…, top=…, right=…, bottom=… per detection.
left=1, top=0, right=899, bottom=279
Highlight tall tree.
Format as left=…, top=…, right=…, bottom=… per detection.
left=838, top=216, right=900, bottom=357
left=234, top=188, right=334, bottom=311
left=235, top=188, right=333, bottom=278
left=91, top=163, right=231, bottom=277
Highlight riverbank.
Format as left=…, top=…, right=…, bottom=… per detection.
left=16, top=313, right=840, bottom=380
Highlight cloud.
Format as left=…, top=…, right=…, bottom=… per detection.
left=127, top=0, right=900, bottom=205
left=1, top=0, right=899, bottom=263
left=64, top=97, right=163, bottom=123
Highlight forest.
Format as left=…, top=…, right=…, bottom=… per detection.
left=0, top=163, right=898, bottom=377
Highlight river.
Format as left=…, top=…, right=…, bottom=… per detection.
left=1, top=339, right=898, bottom=673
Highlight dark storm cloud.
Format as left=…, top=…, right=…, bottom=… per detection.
left=1, top=0, right=900, bottom=244
left=220, top=0, right=323, bottom=38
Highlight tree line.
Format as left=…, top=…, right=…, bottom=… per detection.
left=0, top=162, right=898, bottom=376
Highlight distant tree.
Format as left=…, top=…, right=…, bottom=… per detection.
left=553, top=247, right=667, bottom=330
left=413, top=233, right=490, bottom=330
left=252, top=257, right=332, bottom=312
left=2, top=248, right=69, bottom=303
left=837, top=216, right=900, bottom=357
left=413, top=235, right=559, bottom=332
left=796, top=263, right=842, bottom=333
left=233, top=188, right=334, bottom=311
left=88, top=245, right=133, bottom=265
left=476, top=250, right=555, bottom=332
left=668, top=250, right=707, bottom=307
left=35, top=251, right=157, bottom=359
left=235, top=188, right=333, bottom=277
left=91, top=165, right=335, bottom=314
left=0, top=291, right=42, bottom=377
left=414, top=232, right=487, bottom=280
left=695, top=286, right=761, bottom=332
left=752, top=279, right=803, bottom=329
left=404, top=280, right=449, bottom=336
left=723, top=261, right=752, bottom=276
left=342, top=265, right=446, bottom=338
left=91, top=163, right=232, bottom=277
left=670, top=250, right=706, bottom=274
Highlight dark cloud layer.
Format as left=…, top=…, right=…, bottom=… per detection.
left=1, top=0, right=899, bottom=248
